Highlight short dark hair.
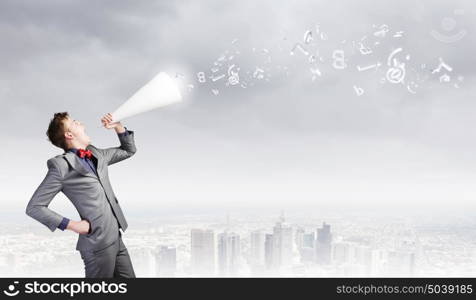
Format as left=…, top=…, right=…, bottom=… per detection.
left=46, top=112, right=70, bottom=150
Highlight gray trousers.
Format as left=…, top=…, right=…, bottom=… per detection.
left=79, top=235, right=135, bottom=278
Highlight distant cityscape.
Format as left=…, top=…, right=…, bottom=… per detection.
left=1, top=210, right=475, bottom=277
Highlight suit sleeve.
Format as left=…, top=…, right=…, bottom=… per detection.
left=26, top=159, right=65, bottom=232
left=100, top=129, right=137, bottom=166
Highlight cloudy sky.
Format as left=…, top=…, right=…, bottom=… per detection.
left=1, top=0, right=476, bottom=221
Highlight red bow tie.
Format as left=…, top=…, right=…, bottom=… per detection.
left=78, top=149, right=92, bottom=159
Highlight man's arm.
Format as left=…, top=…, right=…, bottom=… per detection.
left=26, top=158, right=91, bottom=234
left=25, top=159, right=66, bottom=232
left=99, top=115, right=137, bottom=166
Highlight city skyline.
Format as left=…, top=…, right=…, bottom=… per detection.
left=2, top=210, right=475, bottom=277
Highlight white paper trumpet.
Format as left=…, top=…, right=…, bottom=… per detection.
left=111, top=72, right=182, bottom=122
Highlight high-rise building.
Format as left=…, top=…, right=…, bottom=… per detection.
left=264, top=233, right=274, bottom=270
left=303, top=232, right=315, bottom=248
left=217, top=231, right=241, bottom=276
left=316, top=222, right=332, bottom=265
left=250, top=230, right=265, bottom=266
left=297, top=231, right=315, bottom=263
left=191, top=229, right=215, bottom=275
left=295, top=227, right=305, bottom=250
left=272, top=214, right=293, bottom=269
left=154, top=245, right=177, bottom=277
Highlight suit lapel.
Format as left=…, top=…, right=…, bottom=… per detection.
left=87, top=145, right=104, bottom=177
left=63, top=151, right=98, bottom=179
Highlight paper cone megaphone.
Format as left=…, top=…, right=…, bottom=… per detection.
left=111, top=72, right=182, bottom=122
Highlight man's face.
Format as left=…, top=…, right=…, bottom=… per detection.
left=64, top=116, right=91, bottom=146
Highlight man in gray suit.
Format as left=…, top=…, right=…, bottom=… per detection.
left=26, top=112, right=136, bottom=278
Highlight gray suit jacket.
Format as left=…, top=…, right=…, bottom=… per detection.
left=26, top=130, right=137, bottom=251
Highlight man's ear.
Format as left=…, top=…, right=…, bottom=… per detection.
left=64, top=131, right=74, bottom=140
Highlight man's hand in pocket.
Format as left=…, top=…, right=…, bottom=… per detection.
left=66, top=219, right=91, bottom=235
